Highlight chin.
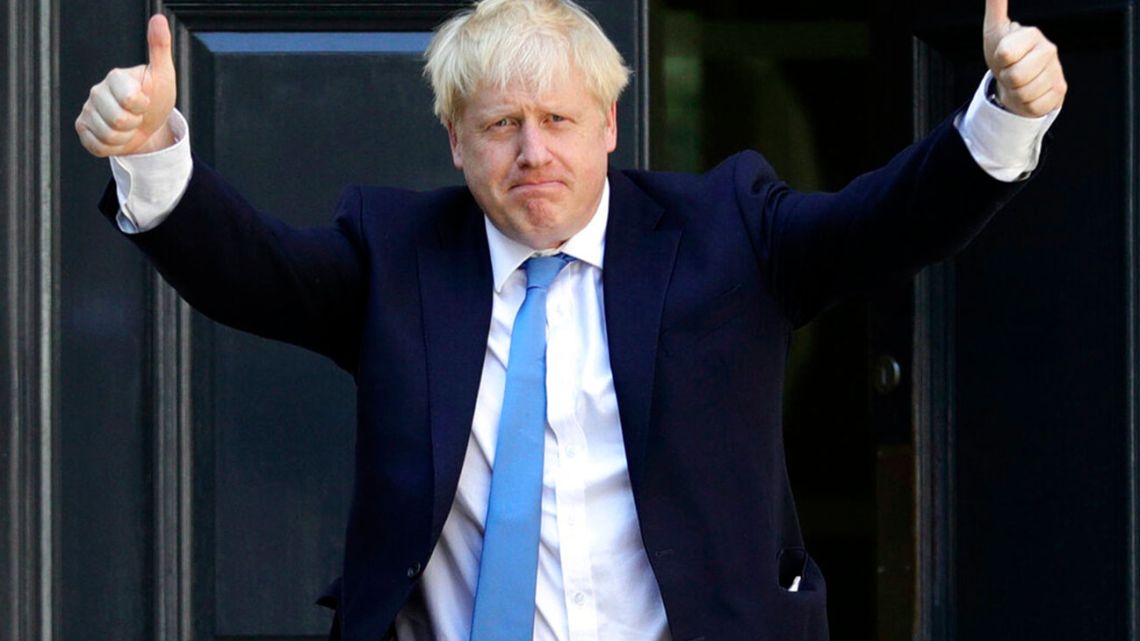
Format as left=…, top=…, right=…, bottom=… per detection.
left=518, top=229, right=567, bottom=251
left=516, top=208, right=567, bottom=240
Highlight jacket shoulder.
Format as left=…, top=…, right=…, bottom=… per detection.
left=339, top=183, right=478, bottom=242
left=616, top=150, right=781, bottom=206
left=352, top=184, right=475, bottom=221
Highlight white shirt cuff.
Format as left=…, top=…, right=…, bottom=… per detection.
left=955, top=70, right=1059, bottom=183
left=110, top=109, right=193, bottom=234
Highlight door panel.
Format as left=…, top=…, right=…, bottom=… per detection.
left=955, top=42, right=1129, bottom=641
left=910, top=3, right=1137, bottom=639
left=187, top=28, right=448, bottom=637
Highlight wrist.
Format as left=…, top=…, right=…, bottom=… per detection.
left=134, top=119, right=176, bottom=154
left=986, top=76, right=1009, bottom=112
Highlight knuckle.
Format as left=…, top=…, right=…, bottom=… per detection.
left=128, top=93, right=150, bottom=111
left=110, top=113, right=132, bottom=130
left=1004, top=69, right=1028, bottom=87
left=994, top=45, right=1016, bottom=67
left=78, top=132, right=100, bottom=155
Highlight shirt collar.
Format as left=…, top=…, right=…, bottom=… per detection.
left=485, top=178, right=609, bottom=293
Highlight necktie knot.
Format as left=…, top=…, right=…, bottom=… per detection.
left=524, top=253, right=574, bottom=290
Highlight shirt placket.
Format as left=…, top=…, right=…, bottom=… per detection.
left=544, top=277, right=599, bottom=641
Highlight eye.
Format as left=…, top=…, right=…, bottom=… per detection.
left=549, top=114, right=567, bottom=123
left=491, top=117, right=515, bottom=128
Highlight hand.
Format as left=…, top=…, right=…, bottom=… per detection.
left=983, top=0, right=1067, bottom=118
left=75, top=14, right=178, bottom=157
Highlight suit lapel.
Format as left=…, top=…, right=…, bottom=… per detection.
left=417, top=200, right=494, bottom=540
left=603, top=171, right=682, bottom=494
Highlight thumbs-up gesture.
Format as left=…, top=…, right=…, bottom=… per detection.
left=76, top=15, right=178, bottom=157
left=983, top=0, right=1067, bottom=118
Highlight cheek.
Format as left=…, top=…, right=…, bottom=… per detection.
left=487, top=162, right=518, bottom=192
left=463, top=164, right=509, bottom=211
left=467, top=164, right=499, bottom=194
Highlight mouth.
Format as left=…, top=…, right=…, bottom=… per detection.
left=509, top=179, right=564, bottom=192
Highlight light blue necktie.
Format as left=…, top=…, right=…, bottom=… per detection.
left=470, top=253, right=574, bottom=641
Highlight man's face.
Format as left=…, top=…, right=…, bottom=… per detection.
left=448, top=69, right=618, bottom=250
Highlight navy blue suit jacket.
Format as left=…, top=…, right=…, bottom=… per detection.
left=100, top=113, right=1026, bottom=641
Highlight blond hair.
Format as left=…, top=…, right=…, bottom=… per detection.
left=424, top=0, right=630, bottom=125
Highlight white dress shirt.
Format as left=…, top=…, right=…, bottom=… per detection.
left=107, top=73, right=1058, bottom=641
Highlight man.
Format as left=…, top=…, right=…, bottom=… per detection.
left=75, top=0, right=1066, bottom=639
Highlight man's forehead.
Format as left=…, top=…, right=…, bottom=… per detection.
left=460, top=68, right=603, bottom=116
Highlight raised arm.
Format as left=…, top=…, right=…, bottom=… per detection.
left=76, top=15, right=366, bottom=372
left=756, top=0, right=1067, bottom=324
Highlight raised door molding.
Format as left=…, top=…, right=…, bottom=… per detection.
left=2, top=1, right=59, bottom=641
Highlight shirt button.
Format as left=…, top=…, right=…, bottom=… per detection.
left=573, top=592, right=586, bottom=605
left=565, top=446, right=578, bottom=459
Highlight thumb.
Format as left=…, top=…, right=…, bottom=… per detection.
left=984, top=0, right=1011, bottom=34
left=146, top=14, right=174, bottom=78
left=136, top=13, right=177, bottom=149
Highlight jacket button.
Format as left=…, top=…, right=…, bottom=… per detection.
left=406, top=562, right=423, bottom=579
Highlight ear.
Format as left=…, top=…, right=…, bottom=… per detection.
left=447, top=121, right=463, bottom=170
left=603, top=101, right=618, bottom=153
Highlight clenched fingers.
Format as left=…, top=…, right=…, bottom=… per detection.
left=1003, top=68, right=1064, bottom=114
left=990, top=24, right=1041, bottom=69
left=988, top=24, right=1066, bottom=117
left=107, top=66, right=150, bottom=115
left=997, top=39, right=1058, bottom=88
left=75, top=121, right=138, bottom=157
left=78, top=100, right=134, bottom=145
left=76, top=65, right=148, bottom=156
left=92, top=82, right=143, bottom=131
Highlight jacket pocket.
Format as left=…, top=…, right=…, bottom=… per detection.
left=316, top=575, right=343, bottom=610
left=776, top=546, right=826, bottom=592
left=317, top=576, right=342, bottom=641
left=772, top=547, right=829, bottom=641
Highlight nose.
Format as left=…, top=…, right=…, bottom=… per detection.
left=516, top=123, right=552, bottom=168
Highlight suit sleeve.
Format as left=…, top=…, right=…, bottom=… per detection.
left=98, top=155, right=366, bottom=373
left=737, top=110, right=1036, bottom=326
